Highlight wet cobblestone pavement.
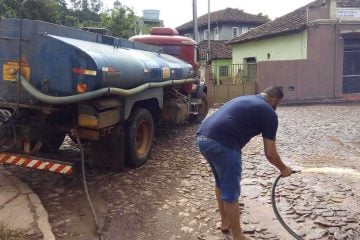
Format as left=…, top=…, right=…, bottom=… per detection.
left=7, top=103, right=360, bottom=240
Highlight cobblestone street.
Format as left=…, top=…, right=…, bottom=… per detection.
left=8, top=103, right=360, bottom=240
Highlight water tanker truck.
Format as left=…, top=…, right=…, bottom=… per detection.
left=0, top=19, right=209, bottom=173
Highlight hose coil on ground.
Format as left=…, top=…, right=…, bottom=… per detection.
left=271, top=173, right=303, bottom=240
left=0, top=104, right=17, bottom=152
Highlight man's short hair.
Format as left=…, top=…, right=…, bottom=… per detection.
left=262, top=86, right=284, bottom=99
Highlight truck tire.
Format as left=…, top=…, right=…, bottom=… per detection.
left=125, top=108, right=154, bottom=167
left=189, top=92, right=209, bottom=123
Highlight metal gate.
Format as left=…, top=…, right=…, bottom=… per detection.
left=200, top=64, right=257, bottom=105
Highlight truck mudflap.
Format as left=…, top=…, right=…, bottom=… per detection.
left=0, top=153, right=74, bottom=175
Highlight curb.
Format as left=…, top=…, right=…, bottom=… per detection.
left=0, top=168, right=55, bottom=240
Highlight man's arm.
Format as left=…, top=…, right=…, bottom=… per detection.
left=263, top=138, right=292, bottom=177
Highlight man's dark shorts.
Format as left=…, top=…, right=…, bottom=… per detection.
left=197, top=135, right=242, bottom=203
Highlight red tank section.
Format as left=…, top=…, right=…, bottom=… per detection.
left=130, top=27, right=199, bottom=74
left=150, top=27, right=179, bottom=35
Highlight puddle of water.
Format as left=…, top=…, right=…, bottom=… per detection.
left=301, top=167, right=360, bottom=178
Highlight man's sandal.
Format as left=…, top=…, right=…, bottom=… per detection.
left=220, top=227, right=230, bottom=234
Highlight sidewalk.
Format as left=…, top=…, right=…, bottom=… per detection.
left=282, top=95, right=360, bottom=106
left=0, top=166, right=55, bottom=240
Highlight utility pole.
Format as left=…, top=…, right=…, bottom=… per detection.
left=207, top=0, right=211, bottom=64
left=193, top=0, right=199, bottom=42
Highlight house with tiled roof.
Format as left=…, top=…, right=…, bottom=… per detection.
left=176, top=8, right=267, bottom=87
left=176, top=8, right=269, bottom=41
left=199, top=40, right=232, bottom=60
left=227, top=0, right=360, bottom=101
left=198, top=40, right=233, bottom=83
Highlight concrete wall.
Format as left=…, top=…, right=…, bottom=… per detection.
left=232, top=31, right=308, bottom=63
left=217, top=23, right=256, bottom=41
left=306, top=24, right=337, bottom=99
left=308, top=3, right=330, bottom=21
left=218, top=24, right=237, bottom=41
left=257, top=25, right=338, bottom=101
left=258, top=60, right=324, bottom=101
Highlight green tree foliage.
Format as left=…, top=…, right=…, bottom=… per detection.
left=0, top=0, right=104, bottom=27
left=24, top=0, right=63, bottom=23
left=68, top=0, right=102, bottom=13
left=69, top=0, right=81, bottom=11
left=0, top=0, right=66, bottom=23
left=69, top=9, right=101, bottom=27
left=67, top=0, right=103, bottom=27
left=89, top=0, right=102, bottom=13
left=0, top=0, right=18, bottom=18
left=113, top=0, right=122, bottom=9
left=101, top=6, right=137, bottom=38
left=0, top=0, right=140, bottom=38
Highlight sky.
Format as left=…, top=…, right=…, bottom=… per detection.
left=102, top=0, right=315, bottom=28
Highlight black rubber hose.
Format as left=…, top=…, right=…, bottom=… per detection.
left=0, top=108, right=17, bottom=152
left=74, top=129, right=105, bottom=240
left=271, top=172, right=303, bottom=240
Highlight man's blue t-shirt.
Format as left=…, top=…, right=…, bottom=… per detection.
left=197, top=95, right=278, bottom=150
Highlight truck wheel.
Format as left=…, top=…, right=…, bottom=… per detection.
left=189, top=92, right=209, bottom=123
left=125, top=108, right=154, bottom=167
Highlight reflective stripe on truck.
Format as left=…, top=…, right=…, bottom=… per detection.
left=0, top=153, right=73, bottom=175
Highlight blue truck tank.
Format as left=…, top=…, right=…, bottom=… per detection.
left=0, top=18, right=210, bottom=171
left=0, top=19, right=194, bottom=104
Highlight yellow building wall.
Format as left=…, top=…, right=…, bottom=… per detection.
left=232, top=31, right=308, bottom=64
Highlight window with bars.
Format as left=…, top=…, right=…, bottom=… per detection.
left=232, top=27, right=239, bottom=38
left=219, top=66, right=229, bottom=77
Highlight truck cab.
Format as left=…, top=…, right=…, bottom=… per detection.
left=130, top=27, right=199, bottom=75
left=130, top=27, right=206, bottom=120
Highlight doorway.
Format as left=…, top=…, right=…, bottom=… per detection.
left=343, top=38, right=360, bottom=94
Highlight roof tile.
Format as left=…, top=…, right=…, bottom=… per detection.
left=199, top=40, right=232, bottom=59
left=227, top=0, right=360, bottom=45
left=176, top=8, right=269, bottom=31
